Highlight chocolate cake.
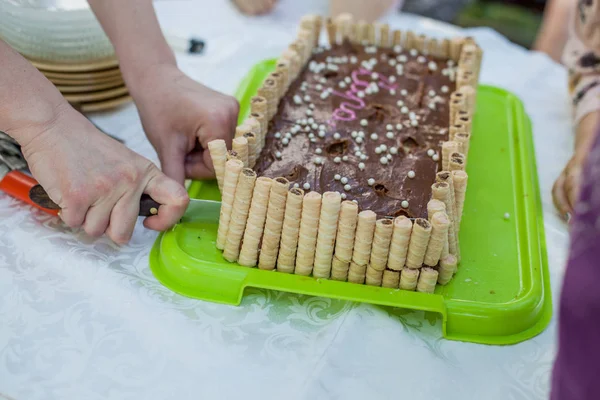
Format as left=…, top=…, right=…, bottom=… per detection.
left=254, top=40, right=456, bottom=219
left=207, top=13, right=482, bottom=290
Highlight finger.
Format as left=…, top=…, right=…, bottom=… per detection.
left=105, top=192, right=142, bottom=245
left=184, top=150, right=215, bottom=180
left=159, top=143, right=187, bottom=185
left=552, top=173, right=572, bottom=220
left=565, top=165, right=583, bottom=210
left=59, top=205, right=89, bottom=229
left=142, top=173, right=190, bottom=231
left=197, top=101, right=239, bottom=148
left=58, top=190, right=90, bottom=229
left=81, top=201, right=113, bottom=238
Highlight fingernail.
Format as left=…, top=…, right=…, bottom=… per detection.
left=566, top=212, right=572, bottom=222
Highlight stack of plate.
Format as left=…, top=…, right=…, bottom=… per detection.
left=30, top=57, right=131, bottom=112
left=0, top=0, right=131, bottom=112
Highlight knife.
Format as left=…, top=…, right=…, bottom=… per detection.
left=26, top=181, right=220, bottom=223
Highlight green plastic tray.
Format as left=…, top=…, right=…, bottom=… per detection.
left=149, top=59, right=551, bottom=345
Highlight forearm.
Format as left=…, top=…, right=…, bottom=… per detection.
left=87, top=0, right=176, bottom=96
left=532, top=0, right=570, bottom=62
left=0, top=39, right=69, bottom=146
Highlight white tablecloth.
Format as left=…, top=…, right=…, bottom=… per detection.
left=0, top=1, right=572, bottom=399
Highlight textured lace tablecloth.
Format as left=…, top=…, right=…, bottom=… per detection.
left=0, top=1, right=571, bottom=399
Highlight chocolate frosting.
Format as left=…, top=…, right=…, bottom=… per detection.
left=254, top=40, right=456, bottom=218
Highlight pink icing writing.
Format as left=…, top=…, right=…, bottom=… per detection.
left=328, top=68, right=399, bottom=125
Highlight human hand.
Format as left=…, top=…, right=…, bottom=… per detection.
left=130, top=64, right=239, bottom=184
left=552, top=112, right=599, bottom=221
left=552, top=155, right=583, bottom=221
left=17, top=104, right=189, bottom=243
left=232, top=0, right=278, bottom=15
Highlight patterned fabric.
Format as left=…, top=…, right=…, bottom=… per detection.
left=0, top=1, right=572, bottom=399
left=563, top=0, right=600, bottom=124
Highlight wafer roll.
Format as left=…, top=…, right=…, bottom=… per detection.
left=291, top=38, right=309, bottom=65
left=365, top=265, right=384, bottom=286
left=387, top=216, right=413, bottom=271
left=276, top=187, right=305, bottom=273
left=436, top=172, right=457, bottom=224
left=300, top=14, right=320, bottom=47
left=295, top=192, right=323, bottom=276
left=333, top=200, right=359, bottom=263
left=207, top=139, right=227, bottom=192
left=351, top=210, right=377, bottom=266
left=366, top=23, right=376, bottom=45
left=235, top=123, right=250, bottom=139
left=297, top=29, right=314, bottom=62
left=459, top=85, right=477, bottom=114
left=415, top=34, right=426, bottom=53
left=268, top=72, right=285, bottom=100
left=416, top=267, right=438, bottom=294
left=379, top=23, right=390, bottom=47
left=432, top=182, right=457, bottom=254
left=275, top=61, right=291, bottom=92
left=223, top=169, right=257, bottom=262
left=216, top=159, right=244, bottom=249
left=393, top=30, right=402, bottom=46
left=334, top=13, right=353, bottom=41
left=313, top=192, right=342, bottom=278
left=369, top=219, right=394, bottom=271
left=450, top=37, right=464, bottom=61
left=449, top=92, right=466, bottom=126
left=456, top=112, right=472, bottom=135
left=251, top=96, right=268, bottom=116
left=424, top=212, right=450, bottom=267
left=226, top=150, right=239, bottom=161
left=280, top=48, right=302, bottom=80
left=399, top=268, right=419, bottom=291
left=438, top=254, right=457, bottom=285
left=326, top=18, right=337, bottom=46
left=249, top=113, right=266, bottom=147
left=450, top=152, right=466, bottom=172
left=349, top=23, right=360, bottom=44
left=449, top=124, right=465, bottom=142
left=442, top=141, right=460, bottom=171
left=348, top=261, right=367, bottom=284
left=452, top=171, right=468, bottom=226
left=427, top=199, right=446, bottom=221
left=232, top=136, right=249, bottom=167
left=440, top=38, right=451, bottom=58
left=257, top=79, right=278, bottom=120
left=455, top=133, right=470, bottom=161
left=405, top=218, right=432, bottom=269
left=427, top=38, right=439, bottom=57
left=331, top=256, right=350, bottom=281
left=406, top=31, right=418, bottom=49
left=357, top=21, right=368, bottom=44
left=258, top=177, right=289, bottom=270
left=243, top=132, right=258, bottom=168
left=428, top=200, right=449, bottom=258
left=382, top=269, right=400, bottom=288
left=238, top=177, right=273, bottom=267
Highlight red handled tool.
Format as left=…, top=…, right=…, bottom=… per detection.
left=0, top=164, right=60, bottom=216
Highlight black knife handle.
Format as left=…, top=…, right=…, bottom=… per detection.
left=29, top=185, right=161, bottom=217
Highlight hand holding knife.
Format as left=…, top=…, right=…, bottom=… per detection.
left=0, top=130, right=161, bottom=217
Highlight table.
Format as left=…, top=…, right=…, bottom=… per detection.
left=0, top=1, right=571, bottom=399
